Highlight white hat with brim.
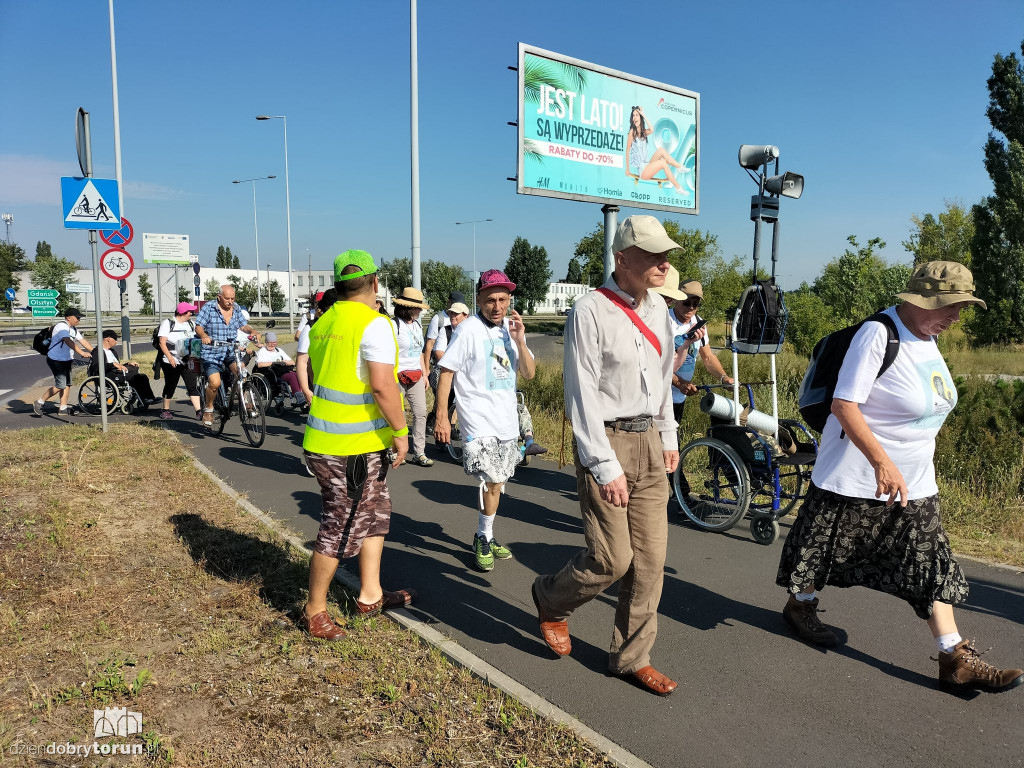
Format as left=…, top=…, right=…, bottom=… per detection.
left=447, top=302, right=469, bottom=315
left=651, top=264, right=688, bottom=302
left=612, top=214, right=683, bottom=255
left=896, top=260, right=987, bottom=310
left=393, top=287, right=430, bottom=309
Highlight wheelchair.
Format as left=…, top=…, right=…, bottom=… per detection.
left=77, top=372, right=148, bottom=416
left=250, top=364, right=305, bottom=417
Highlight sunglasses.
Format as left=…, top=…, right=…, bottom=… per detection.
left=680, top=299, right=701, bottom=308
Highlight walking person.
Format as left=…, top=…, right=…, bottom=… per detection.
left=427, top=300, right=470, bottom=429
left=777, top=261, right=1022, bottom=693
left=300, top=250, right=414, bottom=640
left=532, top=215, right=681, bottom=696
left=392, top=287, right=434, bottom=467
left=433, top=269, right=537, bottom=573
left=157, top=301, right=202, bottom=420
left=33, top=307, right=93, bottom=417
left=194, top=285, right=254, bottom=428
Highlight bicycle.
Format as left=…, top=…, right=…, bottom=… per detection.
left=198, top=339, right=266, bottom=447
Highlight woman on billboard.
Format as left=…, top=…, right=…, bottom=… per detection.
left=624, top=106, right=686, bottom=194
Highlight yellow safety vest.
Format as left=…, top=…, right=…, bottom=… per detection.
left=302, top=301, right=399, bottom=456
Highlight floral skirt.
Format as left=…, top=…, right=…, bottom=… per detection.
left=776, top=482, right=969, bottom=619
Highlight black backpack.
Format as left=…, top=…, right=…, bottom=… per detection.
left=152, top=318, right=195, bottom=351
left=32, top=325, right=54, bottom=355
left=797, top=312, right=900, bottom=432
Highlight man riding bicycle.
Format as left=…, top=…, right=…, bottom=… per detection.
left=194, top=285, right=255, bottom=427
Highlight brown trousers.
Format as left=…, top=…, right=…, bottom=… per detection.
left=534, top=426, right=669, bottom=674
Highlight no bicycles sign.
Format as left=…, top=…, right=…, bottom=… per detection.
left=100, top=247, right=135, bottom=281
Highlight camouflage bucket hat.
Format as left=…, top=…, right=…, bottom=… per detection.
left=896, top=261, right=987, bottom=310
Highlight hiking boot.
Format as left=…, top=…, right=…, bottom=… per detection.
left=783, top=595, right=840, bottom=647
left=473, top=534, right=494, bottom=572
left=407, top=454, right=434, bottom=467
left=938, top=640, right=1024, bottom=693
left=489, top=538, right=512, bottom=560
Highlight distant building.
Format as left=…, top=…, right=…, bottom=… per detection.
left=531, top=282, right=592, bottom=314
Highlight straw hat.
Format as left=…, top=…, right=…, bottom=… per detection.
left=392, top=286, right=430, bottom=309
left=897, top=261, right=987, bottom=310
left=651, top=265, right=688, bottom=301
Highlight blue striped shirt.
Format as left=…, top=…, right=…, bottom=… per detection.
left=195, top=301, right=247, bottom=362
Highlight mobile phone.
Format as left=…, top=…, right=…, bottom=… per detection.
left=684, top=318, right=708, bottom=341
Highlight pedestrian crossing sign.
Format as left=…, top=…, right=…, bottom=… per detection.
left=61, top=177, right=121, bottom=231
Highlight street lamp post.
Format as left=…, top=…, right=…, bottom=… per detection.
left=455, top=218, right=493, bottom=314
left=266, top=263, right=272, bottom=313
left=233, top=175, right=276, bottom=316
left=256, top=115, right=294, bottom=333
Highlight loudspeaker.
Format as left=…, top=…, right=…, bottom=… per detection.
left=738, top=144, right=779, bottom=169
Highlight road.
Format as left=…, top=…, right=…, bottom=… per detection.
left=2, top=339, right=1022, bottom=767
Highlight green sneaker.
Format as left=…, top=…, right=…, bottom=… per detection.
left=473, top=534, right=494, bottom=572
left=489, top=538, right=512, bottom=560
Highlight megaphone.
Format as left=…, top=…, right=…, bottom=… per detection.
left=764, top=171, right=804, bottom=199
left=738, top=144, right=779, bottom=169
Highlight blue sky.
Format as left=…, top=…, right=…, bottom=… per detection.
left=2, top=0, right=1022, bottom=287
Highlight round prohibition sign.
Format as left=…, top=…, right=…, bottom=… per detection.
left=100, top=217, right=134, bottom=248
left=100, top=248, right=135, bottom=281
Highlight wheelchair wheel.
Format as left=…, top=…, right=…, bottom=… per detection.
left=78, top=376, right=120, bottom=416
left=239, top=382, right=266, bottom=447
left=273, top=400, right=284, bottom=417
left=446, top=402, right=463, bottom=461
left=749, top=464, right=806, bottom=517
left=250, top=373, right=272, bottom=411
left=673, top=437, right=750, bottom=532
left=750, top=514, right=780, bottom=545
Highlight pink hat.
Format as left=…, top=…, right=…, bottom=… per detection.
left=176, top=301, right=198, bottom=314
left=477, top=268, right=516, bottom=293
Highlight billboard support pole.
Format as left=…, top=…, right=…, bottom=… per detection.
left=155, top=263, right=161, bottom=316
left=602, top=204, right=619, bottom=283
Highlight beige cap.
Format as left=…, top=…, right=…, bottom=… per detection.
left=896, top=261, right=987, bottom=310
left=612, top=215, right=683, bottom=255
left=393, top=287, right=430, bottom=309
left=447, top=302, right=469, bottom=315
left=680, top=280, right=703, bottom=299
left=652, top=265, right=689, bottom=301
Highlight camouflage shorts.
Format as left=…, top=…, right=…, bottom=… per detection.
left=305, top=450, right=392, bottom=560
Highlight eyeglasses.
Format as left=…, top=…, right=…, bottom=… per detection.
left=680, top=299, right=701, bottom=308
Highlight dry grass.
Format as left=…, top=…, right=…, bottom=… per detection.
left=0, top=423, right=617, bottom=767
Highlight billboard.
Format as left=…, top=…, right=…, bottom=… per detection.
left=517, top=44, right=699, bottom=215
left=142, top=233, right=190, bottom=265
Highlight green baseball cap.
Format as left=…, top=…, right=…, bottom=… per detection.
left=333, top=250, right=378, bottom=282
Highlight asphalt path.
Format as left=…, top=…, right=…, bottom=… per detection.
left=2, top=338, right=1023, bottom=767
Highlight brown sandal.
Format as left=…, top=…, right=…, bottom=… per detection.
left=354, top=588, right=416, bottom=616
left=300, top=610, right=347, bottom=640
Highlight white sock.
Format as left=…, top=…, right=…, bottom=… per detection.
left=36, top=398, right=45, bottom=405
left=937, top=632, right=963, bottom=653
left=477, top=511, right=494, bottom=541
left=794, top=591, right=818, bottom=603
left=58, top=405, right=68, bottom=412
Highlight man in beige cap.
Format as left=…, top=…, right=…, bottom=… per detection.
left=532, top=214, right=681, bottom=696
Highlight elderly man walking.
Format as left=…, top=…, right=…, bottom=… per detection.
left=532, top=215, right=681, bottom=696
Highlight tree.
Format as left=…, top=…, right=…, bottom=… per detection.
left=231, top=251, right=241, bottom=270
left=902, top=201, right=974, bottom=267
left=572, top=224, right=606, bottom=287
left=784, top=284, right=845, bottom=356
left=215, top=245, right=228, bottom=268
left=177, top=286, right=190, bottom=303
left=812, top=236, right=912, bottom=324
left=422, top=260, right=472, bottom=313
left=203, top=277, right=221, bottom=300
left=504, top=236, right=552, bottom=313
left=265, top=279, right=286, bottom=312
left=137, top=273, right=155, bottom=315
left=969, top=40, right=1024, bottom=344
left=230, top=277, right=258, bottom=311
left=0, top=241, right=28, bottom=310
left=378, top=258, right=412, bottom=296
left=565, top=256, right=584, bottom=284
left=29, top=241, right=80, bottom=314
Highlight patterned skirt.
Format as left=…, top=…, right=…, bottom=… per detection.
left=776, top=483, right=969, bottom=619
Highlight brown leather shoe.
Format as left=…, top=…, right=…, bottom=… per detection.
left=626, top=666, right=678, bottom=696
left=354, top=588, right=416, bottom=616
left=532, top=582, right=570, bottom=656
left=939, top=640, right=1024, bottom=693
left=300, top=610, right=347, bottom=640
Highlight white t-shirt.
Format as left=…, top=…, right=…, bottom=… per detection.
left=235, top=310, right=251, bottom=344
left=811, top=306, right=957, bottom=500
left=297, top=314, right=313, bottom=339
left=434, top=323, right=455, bottom=356
left=255, top=346, right=293, bottom=365
left=297, top=325, right=311, bottom=355
left=439, top=315, right=531, bottom=441
left=668, top=310, right=706, bottom=404
left=426, top=312, right=449, bottom=341
left=396, top=319, right=423, bottom=372
left=158, top=318, right=196, bottom=364
left=103, top=348, right=118, bottom=365
left=356, top=316, right=398, bottom=383
left=47, top=321, right=84, bottom=361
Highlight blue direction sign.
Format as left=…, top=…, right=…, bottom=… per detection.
left=4, top=288, right=14, bottom=301
left=60, top=177, right=120, bottom=231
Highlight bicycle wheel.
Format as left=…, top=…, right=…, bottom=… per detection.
left=238, top=382, right=266, bottom=447
left=749, top=464, right=805, bottom=516
left=673, top=437, right=750, bottom=532
left=214, top=387, right=228, bottom=436
left=446, top=402, right=463, bottom=461
left=77, top=376, right=119, bottom=416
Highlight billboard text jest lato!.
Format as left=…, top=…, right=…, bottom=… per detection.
left=517, top=44, right=700, bottom=215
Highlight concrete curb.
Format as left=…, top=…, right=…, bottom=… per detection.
left=175, top=437, right=655, bottom=768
